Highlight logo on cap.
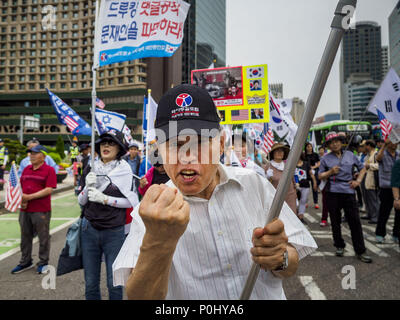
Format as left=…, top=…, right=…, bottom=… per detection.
left=176, top=93, right=193, bottom=107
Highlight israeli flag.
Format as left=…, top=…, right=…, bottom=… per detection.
left=95, top=108, right=126, bottom=133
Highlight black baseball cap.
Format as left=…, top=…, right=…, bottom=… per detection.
left=79, top=143, right=90, bottom=152
left=95, top=130, right=128, bottom=158
left=28, top=145, right=47, bottom=154
left=155, top=84, right=221, bottom=143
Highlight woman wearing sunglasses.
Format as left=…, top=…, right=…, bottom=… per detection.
left=78, top=130, right=139, bottom=300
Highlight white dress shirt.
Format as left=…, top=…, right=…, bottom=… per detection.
left=113, top=164, right=317, bottom=300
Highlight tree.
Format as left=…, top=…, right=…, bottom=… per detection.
left=56, top=135, right=65, bottom=160
left=3, top=139, right=27, bottom=170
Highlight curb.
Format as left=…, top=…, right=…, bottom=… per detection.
left=0, top=185, right=75, bottom=213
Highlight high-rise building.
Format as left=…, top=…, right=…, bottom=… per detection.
left=0, top=0, right=186, bottom=144
left=343, top=73, right=380, bottom=124
left=291, top=97, right=305, bottom=125
left=382, top=46, right=389, bottom=78
left=389, top=1, right=400, bottom=75
left=269, top=83, right=283, bottom=99
left=182, top=0, right=226, bottom=83
left=340, top=21, right=383, bottom=122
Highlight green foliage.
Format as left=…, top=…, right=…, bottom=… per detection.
left=44, top=145, right=57, bottom=153
left=47, top=152, right=62, bottom=165
left=56, top=135, right=65, bottom=160
left=3, top=139, right=27, bottom=170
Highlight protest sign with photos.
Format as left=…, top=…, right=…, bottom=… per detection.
left=191, top=64, right=269, bottom=124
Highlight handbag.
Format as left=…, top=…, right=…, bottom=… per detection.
left=56, top=217, right=83, bottom=276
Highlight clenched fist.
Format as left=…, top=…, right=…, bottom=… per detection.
left=139, top=184, right=190, bottom=249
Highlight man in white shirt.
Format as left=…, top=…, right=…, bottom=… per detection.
left=113, top=84, right=317, bottom=300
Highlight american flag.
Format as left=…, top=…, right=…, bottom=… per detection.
left=262, top=124, right=274, bottom=154
left=5, top=163, right=22, bottom=212
left=64, top=116, right=79, bottom=132
left=231, top=109, right=249, bottom=121
left=377, top=109, right=393, bottom=141
left=96, top=97, right=105, bottom=109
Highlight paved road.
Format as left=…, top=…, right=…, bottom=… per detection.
left=0, top=189, right=399, bottom=300
left=283, top=203, right=400, bottom=300
left=0, top=189, right=114, bottom=300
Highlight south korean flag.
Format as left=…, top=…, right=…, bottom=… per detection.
left=295, top=168, right=307, bottom=182
left=165, top=44, right=177, bottom=54
left=247, top=66, right=264, bottom=79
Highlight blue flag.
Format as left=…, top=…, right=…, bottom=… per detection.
left=46, top=89, right=92, bottom=136
left=142, top=96, right=149, bottom=146
left=95, top=108, right=126, bottom=133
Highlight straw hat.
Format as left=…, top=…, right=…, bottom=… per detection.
left=269, top=142, right=290, bottom=161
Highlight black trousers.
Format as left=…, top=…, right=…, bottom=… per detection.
left=326, top=192, right=366, bottom=255
left=19, top=211, right=51, bottom=266
left=355, top=186, right=363, bottom=207
left=311, top=168, right=319, bottom=204
left=376, top=188, right=400, bottom=238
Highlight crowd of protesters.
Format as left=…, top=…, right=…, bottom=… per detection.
left=224, top=128, right=400, bottom=265
left=5, top=85, right=400, bottom=300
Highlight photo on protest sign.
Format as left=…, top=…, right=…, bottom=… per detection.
left=191, top=66, right=244, bottom=107
left=217, top=109, right=226, bottom=122
left=250, top=79, right=262, bottom=91
left=251, top=108, right=264, bottom=120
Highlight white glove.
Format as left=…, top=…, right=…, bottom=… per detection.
left=266, top=168, right=274, bottom=179
left=88, top=187, right=108, bottom=204
left=85, top=172, right=97, bottom=187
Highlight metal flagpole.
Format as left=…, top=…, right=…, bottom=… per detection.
left=91, top=0, right=100, bottom=170
left=239, top=0, right=358, bottom=300
left=145, top=89, right=151, bottom=173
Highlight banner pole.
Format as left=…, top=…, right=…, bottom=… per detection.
left=91, top=0, right=100, bottom=171
left=239, top=0, right=358, bottom=300
left=145, top=89, right=151, bottom=173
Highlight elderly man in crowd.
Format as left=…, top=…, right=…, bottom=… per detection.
left=18, top=138, right=59, bottom=178
left=11, top=145, right=57, bottom=274
left=113, top=84, right=317, bottom=300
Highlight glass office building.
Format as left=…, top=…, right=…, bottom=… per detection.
left=339, top=21, right=383, bottom=122
left=182, top=0, right=226, bottom=83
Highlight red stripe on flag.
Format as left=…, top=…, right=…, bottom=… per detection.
left=65, top=116, right=79, bottom=131
left=5, top=164, right=22, bottom=212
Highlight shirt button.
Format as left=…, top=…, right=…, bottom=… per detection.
left=218, top=231, right=223, bottom=236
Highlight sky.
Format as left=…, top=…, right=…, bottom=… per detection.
left=226, top=0, right=399, bottom=120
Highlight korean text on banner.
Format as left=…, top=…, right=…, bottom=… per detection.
left=95, top=0, right=191, bottom=67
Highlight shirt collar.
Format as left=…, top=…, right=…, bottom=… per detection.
left=217, top=164, right=244, bottom=190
